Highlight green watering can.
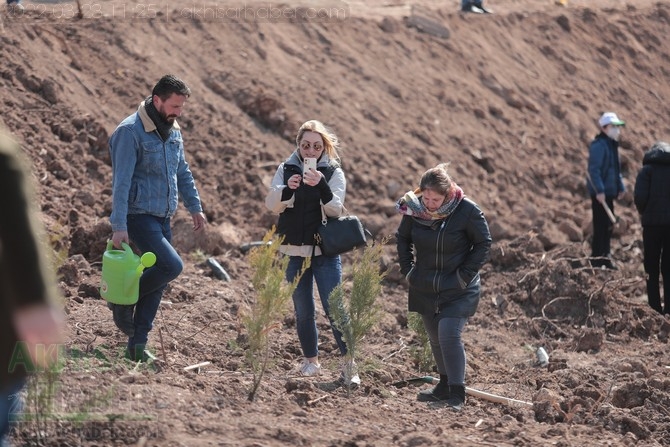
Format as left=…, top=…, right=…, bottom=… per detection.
left=100, top=241, right=156, bottom=305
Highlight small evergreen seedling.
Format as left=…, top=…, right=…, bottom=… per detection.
left=244, top=227, right=307, bottom=401
left=329, top=241, right=386, bottom=391
left=408, top=312, right=433, bottom=372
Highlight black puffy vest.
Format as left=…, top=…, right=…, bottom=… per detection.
left=277, top=163, right=335, bottom=246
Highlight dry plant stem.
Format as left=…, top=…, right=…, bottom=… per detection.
left=158, top=326, right=168, bottom=362
left=184, top=361, right=211, bottom=372
left=465, top=387, right=533, bottom=407
left=308, top=394, right=330, bottom=405
left=381, top=342, right=406, bottom=361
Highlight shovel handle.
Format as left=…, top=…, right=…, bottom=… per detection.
left=598, top=198, right=617, bottom=224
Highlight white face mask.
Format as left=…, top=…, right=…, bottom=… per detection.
left=606, top=126, right=621, bottom=141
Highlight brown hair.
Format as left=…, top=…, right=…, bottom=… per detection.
left=419, top=163, right=455, bottom=196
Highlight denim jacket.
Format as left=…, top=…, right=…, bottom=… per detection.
left=109, top=101, right=203, bottom=232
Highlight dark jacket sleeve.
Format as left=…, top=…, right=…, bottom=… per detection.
left=633, top=166, right=650, bottom=214
left=396, top=215, right=415, bottom=277
left=457, top=203, right=492, bottom=287
left=0, top=143, right=56, bottom=310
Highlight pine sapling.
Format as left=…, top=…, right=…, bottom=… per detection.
left=244, top=227, right=307, bottom=401
left=407, top=312, right=433, bottom=372
left=329, top=241, right=386, bottom=391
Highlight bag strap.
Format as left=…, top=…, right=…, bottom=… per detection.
left=320, top=204, right=348, bottom=225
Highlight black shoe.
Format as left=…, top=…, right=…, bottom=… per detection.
left=109, top=302, right=135, bottom=337
left=461, top=5, right=485, bottom=13
left=417, top=380, right=450, bottom=402
left=590, top=258, right=617, bottom=270
left=603, top=261, right=618, bottom=270
left=445, top=385, right=466, bottom=411
left=473, top=1, right=493, bottom=13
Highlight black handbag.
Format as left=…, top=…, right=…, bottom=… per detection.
left=315, top=207, right=367, bottom=256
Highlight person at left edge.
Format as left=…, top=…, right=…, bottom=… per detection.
left=1, top=128, right=64, bottom=447
left=108, top=74, right=207, bottom=362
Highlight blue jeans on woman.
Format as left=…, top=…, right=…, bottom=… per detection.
left=0, top=379, right=24, bottom=447
left=126, top=214, right=183, bottom=358
left=286, top=255, right=347, bottom=358
left=421, top=313, right=469, bottom=386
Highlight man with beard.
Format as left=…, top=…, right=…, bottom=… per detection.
left=108, top=75, right=207, bottom=362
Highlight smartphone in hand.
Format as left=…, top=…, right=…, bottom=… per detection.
left=303, top=157, right=317, bottom=177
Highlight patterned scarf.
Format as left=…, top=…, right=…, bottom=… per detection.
left=395, top=184, right=464, bottom=220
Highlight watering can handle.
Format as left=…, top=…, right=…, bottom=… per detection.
left=121, top=242, right=133, bottom=256
left=106, top=240, right=134, bottom=254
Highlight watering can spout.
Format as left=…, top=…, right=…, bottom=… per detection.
left=124, top=248, right=156, bottom=296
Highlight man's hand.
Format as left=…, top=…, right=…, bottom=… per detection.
left=192, top=212, right=207, bottom=232
left=112, top=230, right=130, bottom=248
left=596, top=193, right=606, bottom=204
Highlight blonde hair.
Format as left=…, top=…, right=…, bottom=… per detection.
left=419, top=163, right=455, bottom=196
left=295, top=120, right=341, bottom=165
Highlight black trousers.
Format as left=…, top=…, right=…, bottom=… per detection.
left=590, top=196, right=615, bottom=260
left=642, top=225, right=670, bottom=313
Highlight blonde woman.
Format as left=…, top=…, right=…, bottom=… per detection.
left=265, top=120, right=359, bottom=385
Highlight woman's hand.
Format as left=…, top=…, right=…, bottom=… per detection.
left=302, top=168, right=323, bottom=187
left=287, top=173, right=302, bottom=190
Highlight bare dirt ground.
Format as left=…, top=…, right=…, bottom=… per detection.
left=3, top=0, right=670, bottom=445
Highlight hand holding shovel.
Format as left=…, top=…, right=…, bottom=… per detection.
left=595, top=193, right=617, bottom=224
left=586, top=174, right=618, bottom=225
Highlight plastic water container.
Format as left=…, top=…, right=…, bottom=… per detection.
left=100, top=241, right=156, bottom=305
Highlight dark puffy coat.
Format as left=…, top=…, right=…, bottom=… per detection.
left=634, top=144, right=670, bottom=226
left=396, top=198, right=492, bottom=316
left=586, top=133, right=625, bottom=198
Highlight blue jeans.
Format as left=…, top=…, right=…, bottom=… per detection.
left=421, top=313, right=468, bottom=386
left=286, top=255, right=346, bottom=358
left=126, top=214, right=183, bottom=353
left=1, top=379, right=25, bottom=446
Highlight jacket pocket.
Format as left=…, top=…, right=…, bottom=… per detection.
left=140, top=141, right=164, bottom=174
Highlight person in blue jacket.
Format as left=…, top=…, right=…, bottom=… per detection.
left=108, top=75, right=207, bottom=362
left=586, top=112, right=626, bottom=270
left=396, top=163, right=491, bottom=411
left=634, top=141, right=670, bottom=314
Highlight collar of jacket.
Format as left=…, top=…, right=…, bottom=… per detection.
left=137, top=100, right=180, bottom=133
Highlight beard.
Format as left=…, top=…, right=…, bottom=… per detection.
left=157, top=105, right=177, bottom=123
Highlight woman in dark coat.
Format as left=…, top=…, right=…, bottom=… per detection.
left=396, top=163, right=491, bottom=411
left=634, top=141, right=670, bottom=315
